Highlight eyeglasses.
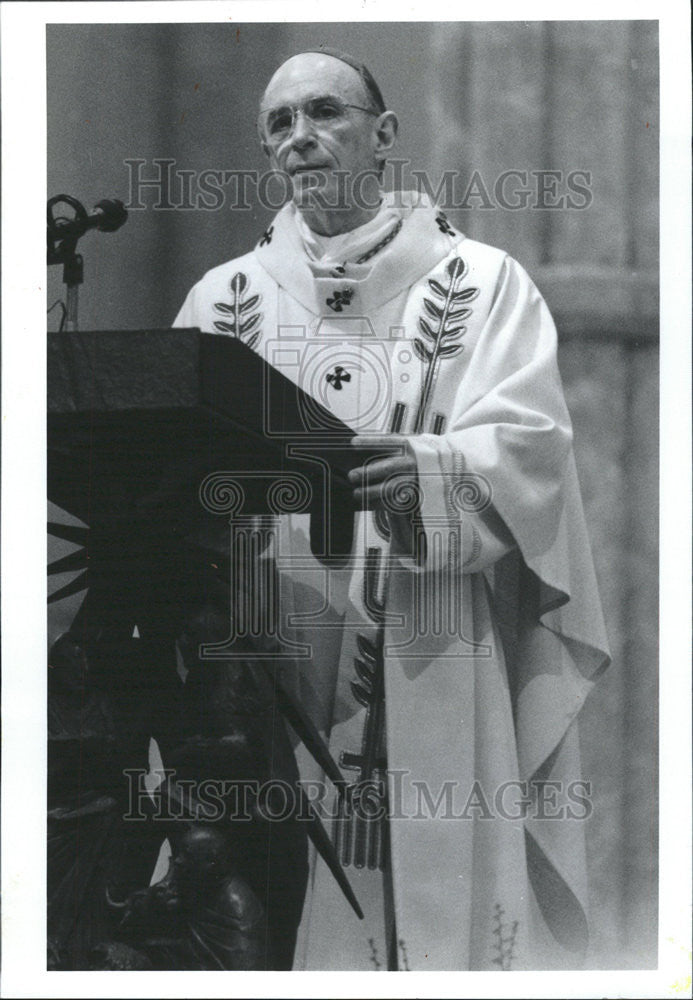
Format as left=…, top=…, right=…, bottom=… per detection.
left=258, top=95, right=379, bottom=146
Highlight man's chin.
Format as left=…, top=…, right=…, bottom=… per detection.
left=291, top=170, right=326, bottom=199
left=292, top=175, right=347, bottom=213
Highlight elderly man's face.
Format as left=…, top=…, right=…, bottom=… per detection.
left=259, top=53, right=384, bottom=218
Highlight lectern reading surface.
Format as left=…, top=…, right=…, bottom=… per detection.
left=48, top=328, right=366, bottom=556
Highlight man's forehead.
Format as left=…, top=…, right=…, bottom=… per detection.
left=261, top=53, right=369, bottom=108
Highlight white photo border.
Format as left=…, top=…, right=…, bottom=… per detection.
left=1, top=1, right=690, bottom=997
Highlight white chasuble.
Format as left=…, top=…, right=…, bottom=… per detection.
left=173, top=192, right=610, bottom=970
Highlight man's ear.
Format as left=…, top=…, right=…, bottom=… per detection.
left=257, top=123, right=272, bottom=160
left=374, top=110, right=399, bottom=160
left=258, top=134, right=271, bottom=160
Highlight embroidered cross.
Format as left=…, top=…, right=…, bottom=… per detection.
left=258, top=225, right=274, bottom=247
left=326, top=288, right=354, bottom=312
left=326, top=365, right=351, bottom=390
left=435, top=211, right=456, bottom=236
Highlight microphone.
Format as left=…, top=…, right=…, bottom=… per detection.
left=50, top=198, right=128, bottom=240
left=47, top=195, right=131, bottom=330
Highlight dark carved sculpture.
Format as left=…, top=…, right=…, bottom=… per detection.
left=167, top=591, right=308, bottom=969
left=49, top=528, right=359, bottom=971
left=47, top=634, right=162, bottom=970
left=112, top=823, right=268, bottom=970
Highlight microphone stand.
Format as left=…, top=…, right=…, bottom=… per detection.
left=47, top=195, right=88, bottom=332
left=62, top=251, right=83, bottom=334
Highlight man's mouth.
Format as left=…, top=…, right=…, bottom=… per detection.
left=291, top=164, right=330, bottom=176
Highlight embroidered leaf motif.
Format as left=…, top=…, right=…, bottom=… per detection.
left=491, top=902, right=519, bottom=971
left=451, top=286, right=479, bottom=303
left=438, top=343, right=463, bottom=357
left=447, top=306, right=472, bottom=322
left=447, top=257, right=467, bottom=280
left=413, top=256, right=478, bottom=433
left=357, top=634, right=377, bottom=665
left=346, top=631, right=385, bottom=763
left=413, top=338, right=432, bottom=362
left=428, top=278, right=447, bottom=299
left=213, top=320, right=235, bottom=333
left=440, top=326, right=463, bottom=340
left=418, top=316, right=436, bottom=340
left=230, top=272, right=247, bottom=296
left=337, top=603, right=388, bottom=872
left=354, top=657, right=374, bottom=689
left=212, top=271, right=263, bottom=348
left=423, top=298, right=443, bottom=319
left=240, top=294, right=260, bottom=313
left=239, top=314, right=261, bottom=335
left=350, top=682, right=370, bottom=708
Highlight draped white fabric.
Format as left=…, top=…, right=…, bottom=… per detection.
left=173, top=193, right=609, bottom=969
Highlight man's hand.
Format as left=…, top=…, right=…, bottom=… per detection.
left=348, top=435, right=419, bottom=512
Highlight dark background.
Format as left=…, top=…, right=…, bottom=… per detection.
left=47, top=20, right=659, bottom=968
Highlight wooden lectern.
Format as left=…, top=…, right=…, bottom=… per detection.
left=47, top=330, right=365, bottom=969
left=48, top=328, right=372, bottom=648
left=48, top=328, right=364, bottom=555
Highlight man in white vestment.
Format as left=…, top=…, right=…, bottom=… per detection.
left=173, top=48, right=610, bottom=971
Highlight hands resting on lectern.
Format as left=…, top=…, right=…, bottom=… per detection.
left=348, top=434, right=419, bottom=512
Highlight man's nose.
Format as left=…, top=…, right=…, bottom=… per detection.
left=289, top=109, right=317, bottom=148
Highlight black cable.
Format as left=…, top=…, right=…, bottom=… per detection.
left=47, top=298, right=67, bottom=332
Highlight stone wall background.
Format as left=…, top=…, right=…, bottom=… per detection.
left=47, top=20, right=659, bottom=967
